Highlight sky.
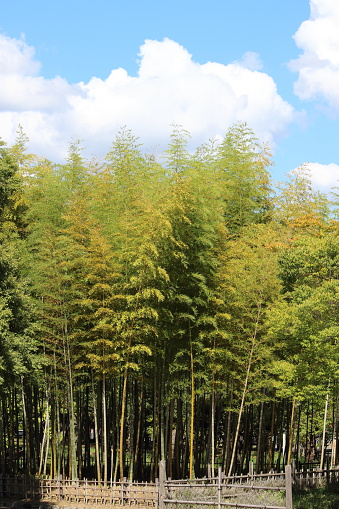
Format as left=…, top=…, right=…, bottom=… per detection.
left=1, top=0, right=339, bottom=193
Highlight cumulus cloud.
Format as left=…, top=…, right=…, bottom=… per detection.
left=234, top=51, right=263, bottom=71
left=291, top=0, right=339, bottom=110
left=0, top=34, right=295, bottom=161
left=0, top=34, right=40, bottom=75
left=307, top=162, right=339, bottom=191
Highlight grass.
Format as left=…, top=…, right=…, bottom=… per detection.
left=293, top=484, right=339, bottom=509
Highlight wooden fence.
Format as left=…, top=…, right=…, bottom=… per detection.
left=2, top=465, right=339, bottom=508
left=160, top=463, right=292, bottom=509
left=293, top=465, right=339, bottom=487
left=0, top=476, right=158, bottom=506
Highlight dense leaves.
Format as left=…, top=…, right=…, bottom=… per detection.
left=0, top=123, right=338, bottom=481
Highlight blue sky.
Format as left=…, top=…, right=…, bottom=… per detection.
left=1, top=0, right=339, bottom=192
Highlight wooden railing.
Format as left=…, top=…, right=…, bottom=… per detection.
left=160, top=463, right=292, bottom=509
left=0, top=476, right=157, bottom=506
left=293, top=466, right=339, bottom=487
left=1, top=465, right=339, bottom=508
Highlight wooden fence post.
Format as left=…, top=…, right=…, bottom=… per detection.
left=291, top=459, right=296, bottom=475
left=60, top=474, right=64, bottom=500
left=285, top=464, right=293, bottom=509
left=159, top=460, right=166, bottom=509
left=249, top=461, right=253, bottom=477
left=122, top=477, right=127, bottom=504
left=217, top=467, right=222, bottom=509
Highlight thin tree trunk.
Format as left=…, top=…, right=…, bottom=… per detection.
left=296, top=403, right=302, bottom=468
left=211, top=387, right=216, bottom=477
left=64, top=326, right=77, bottom=480
left=133, top=374, right=145, bottom=480
left=38, top=393, right=50, bottom=476
left=119, top=369, right=128, bottom=480
left=227, top=342, right=254, bottom=477
left=331, top=392, right=338, bottom=468
left=168, top=398, right=174, bottom=479
left=50, top=395, right=56, bottom=478
left=267, top=399, right=276, bottom=471
left=43, top=417, right=50, bottom=477
left=173, top=398, right=183, bottom=479
left=0, top=398, right=5, bottom=474
left=161, top=369, right=166, bottom=464
left=227, top=299, right=263, bottom=478
left=8, top=389, right=15, bottom=474
left=102, top=373, right=108, bottom=484
left=320, top=381, right=330, bottom=469
left=287, top=398, right=296, bottom=465
left=77, top=391, right=83, bottom=479
left=189, top=337, right=195, bottom=479
left=256, top=399, right=265, bottom=473
left=21, top=379, right=31, bottom=475
left=239, top=406, right=249, bottom=472
left=91, top=372, right=101, bottom=483
left=128, top=379, right=135, bottom=482
left=222, top=386, right=233, bottom=474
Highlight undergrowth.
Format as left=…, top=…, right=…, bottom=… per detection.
left=293, top=484, right=339, bottom=509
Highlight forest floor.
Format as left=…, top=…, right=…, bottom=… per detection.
left=293, top=486, right=339, bottom=508
left=0, top=501, right=151, bottom=509
left=4, top=490, right=339, bottom=509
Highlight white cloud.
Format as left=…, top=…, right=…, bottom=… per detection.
left=234, top=51, right=263, bottom=71
left=0, top=34, right=295, bottom=161
left=0, top=34, right=40, bottom=75
left=307, top=162, right=339, bottom=191
left=291, top=0, right=339, bottom=109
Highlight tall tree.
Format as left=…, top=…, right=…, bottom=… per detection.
left=0, top=140, right=41, bottom=474
left=100, top=128, right=170, bottom=480
left=159, top=126, right=227, bottom=478
left=216, top=223, right=282, bottom=475
left=216, top=123, right=273, bottom=234
left=273, top=164, right=330, bottom=232
left=24, top=141, right=90, bottom=479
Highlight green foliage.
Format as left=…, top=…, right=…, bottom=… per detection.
left=1, top=124, right=339, bottom=480
left=274, top=164, right=330, bottom=230
left=0, top=141, right=42, bottom=393
left=293, top=485, right=339, bottom=509
left=0, top=141, right=26, bottom=235
left=264, top=232, right=339, bottom=438
left=216, top=122, right=273, bottom=233
left=216, top=223, right=283, bottom=408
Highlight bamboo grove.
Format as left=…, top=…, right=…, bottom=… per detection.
left=1, top=123, right=339, bottom=483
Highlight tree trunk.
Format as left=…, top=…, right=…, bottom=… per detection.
left=256, top=399, right=265, bottom=473
left=102, top=373, right=108, bottom=484
left=189, top=339, right=195, bottom=479
left=0, top=397, right=6, bottom=474
left=227, top=342, right=254, bottom=477
left=287, top=398, right=296, bottom=465
left=38, top=393, right=50, bottom=476
left=91, top=373, right=101, bottom=483
left=168, top=398, right=174, bottom=479
left=21, top=380, right=31, bottom=475
left=119, top=369, right=128, bottom=480
left=320, top=382, right=330, bottom=469
left=267, top=399, right=276, bottom=471
left=210, top=388, right=216, bottom=477
left=133, top=375, right=145, bottom=480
